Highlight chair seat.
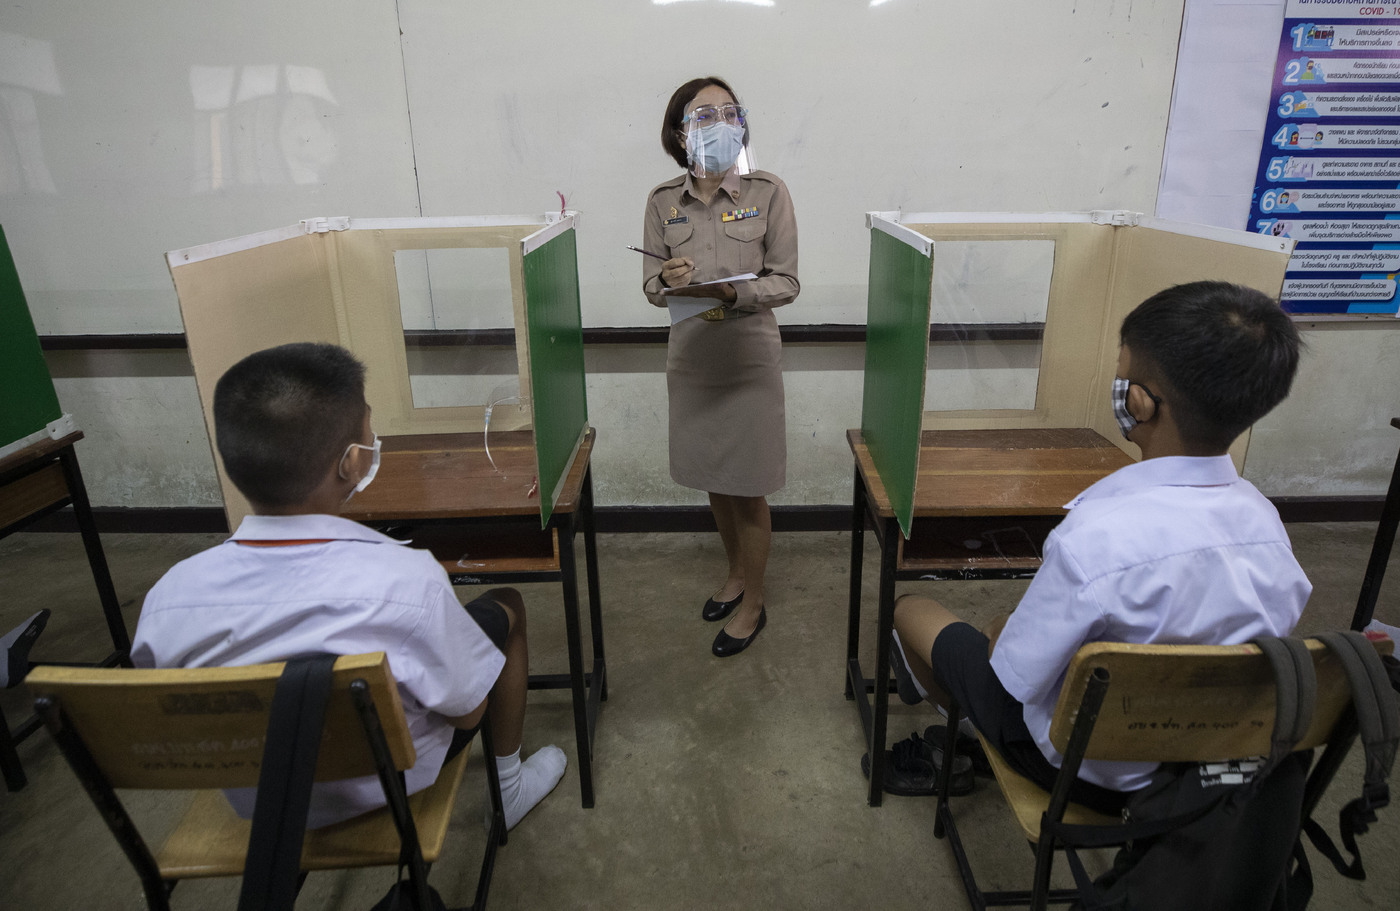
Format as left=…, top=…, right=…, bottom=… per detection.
left=156, top=745, right=469, bottom=879
left=977, top=732, right=1121, bottom=843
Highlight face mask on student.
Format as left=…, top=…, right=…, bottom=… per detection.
left=340, top=434, right=381, bottom=499
left=686, top=122, right=744, bottom=176
left=1110, top=378, right=1161, bottom=439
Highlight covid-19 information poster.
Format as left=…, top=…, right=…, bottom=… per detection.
left=1250, top=0, right=1400, bottom=314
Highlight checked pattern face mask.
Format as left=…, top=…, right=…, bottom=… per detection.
left=1110, top=377, right=1162, bottom=439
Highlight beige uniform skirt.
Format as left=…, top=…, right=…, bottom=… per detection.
left=667, top=309, right=785, bottom=497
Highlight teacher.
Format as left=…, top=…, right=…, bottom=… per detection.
left=641, top=76, right=799, bottom=658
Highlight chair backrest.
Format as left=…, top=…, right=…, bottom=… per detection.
left=1049, top=636, right=1395, bottom=763
left=25, top=652, right=416, bottom=790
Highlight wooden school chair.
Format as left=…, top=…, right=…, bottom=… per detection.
left=931, top=635, right=1395, bottom=911
left=26, top=652, right=506, bottom=911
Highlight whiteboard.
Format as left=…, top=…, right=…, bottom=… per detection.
left=2, top=0, right=1187, bottom=334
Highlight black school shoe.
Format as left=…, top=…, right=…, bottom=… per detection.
left=923, top=724, right=994, bottom=778
left=861, top=729, right=975, bottom=796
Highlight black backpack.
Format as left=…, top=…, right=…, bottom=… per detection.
left=1047, top=631, right=1399, bottom=911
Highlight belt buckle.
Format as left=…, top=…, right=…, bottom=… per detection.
left=699, top=306, right=726, bottom=322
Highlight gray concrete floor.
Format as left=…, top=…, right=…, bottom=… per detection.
left=1, top=524, right=1397, bottom=910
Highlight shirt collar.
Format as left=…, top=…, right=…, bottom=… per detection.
left=229, top=513, right=409, bottom=546
left=683, top=166, right=743, bottom=203
left=1063, top=454, right=1240, bottom=509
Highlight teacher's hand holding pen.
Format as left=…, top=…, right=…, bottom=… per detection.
left=629, top=244, right=735, bottom=302
left=662, top=256, right=695, bottom=288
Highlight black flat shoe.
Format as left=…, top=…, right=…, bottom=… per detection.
left=702, top=589, right=744, bottom=622
left=711, top=608, right=766, bottom=657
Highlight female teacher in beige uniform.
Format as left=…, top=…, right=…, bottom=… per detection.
left=641, top=76, right=799, bottom=658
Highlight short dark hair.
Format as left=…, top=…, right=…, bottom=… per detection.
left=1120, top=281, right=1302, bottom=451
left=660, top=76, right=749, bottom=170
left=213, top=343, right=367, bottom=508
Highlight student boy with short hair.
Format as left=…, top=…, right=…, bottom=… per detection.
left=132, top=342, right=566, bottom=830
left=888, top=281, right=1312, bottom=809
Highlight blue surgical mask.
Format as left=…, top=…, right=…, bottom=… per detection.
left=686, top=122, right=744, bottom=176
left=340, top=434, right=381, bottom=499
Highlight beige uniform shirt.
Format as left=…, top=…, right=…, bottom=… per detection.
left=642, top=168, right=799, bottom=315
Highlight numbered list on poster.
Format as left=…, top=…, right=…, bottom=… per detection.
left=1251, top=0, right=1400, bottom=314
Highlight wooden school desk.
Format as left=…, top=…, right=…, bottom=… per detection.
left=845, top=427, right=1133, bottom=806
left=340, top=428, right=606, bottom=808
left=0, top=431, right=130, bottom=790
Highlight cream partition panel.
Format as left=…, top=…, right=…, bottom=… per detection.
left=168, top=228, right=344, bottom=524
left=899, top=212, right=1294, bottom=470
left=327, top=222, right=537, bottom=438
left=904, top=218, right=1115, bottom=433
left=166, top=215, right=565, bottom=528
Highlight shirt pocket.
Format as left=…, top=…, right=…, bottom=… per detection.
left=663, top=221, right=695, bottom=254
left=723, top=218, right=766, bottom=273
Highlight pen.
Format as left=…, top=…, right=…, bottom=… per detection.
left=626, top=245, right=669, bottom=261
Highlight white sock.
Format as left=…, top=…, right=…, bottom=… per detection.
left=494, top=745, right=567, bottom=831
left=1365, top=619, right=1400, bottom=642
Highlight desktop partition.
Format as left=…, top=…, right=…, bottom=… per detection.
left=167, top=214, right=588, bottom=528
left=862, top=211, right=1295, bottom=537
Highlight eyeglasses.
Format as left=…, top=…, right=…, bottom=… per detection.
left=682, top=104, right=747, bottom=129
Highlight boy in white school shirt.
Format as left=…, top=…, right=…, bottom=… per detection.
left=132, top=342, right=566, bottom=830
left=886, top=281, right=1312, bottom=810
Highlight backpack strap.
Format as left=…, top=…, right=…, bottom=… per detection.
left=1300, top=630, right=1399, bottom=880
left=237, top=653, right=339, bottom=911
left=1246, top=636, right=1316, bottom=799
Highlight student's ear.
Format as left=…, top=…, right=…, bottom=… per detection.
left=1125, top=383, right=1160, bottom=425
left=336, top=444, right=365, bottom=485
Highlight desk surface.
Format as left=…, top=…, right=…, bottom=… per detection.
left=848, top=427, right=1134, bottom=518
left=341, top=429, right=593, bottom=522
left=0, top=431, right=84, bottom=478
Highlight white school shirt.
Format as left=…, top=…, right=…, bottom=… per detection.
left=989, top=455, right=1312, bottom=792
left=131, top=513, right=505, bottom=828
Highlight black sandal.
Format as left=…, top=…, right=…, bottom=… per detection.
left=861, top=729, right=975, bottom=796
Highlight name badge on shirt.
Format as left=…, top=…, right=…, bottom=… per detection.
left=721, top=206, right=760, bottom=223
left=663, top=215, right=688, bottom=226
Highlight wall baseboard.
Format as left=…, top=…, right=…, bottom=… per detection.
left=13, top=497, right=1386, bottom=536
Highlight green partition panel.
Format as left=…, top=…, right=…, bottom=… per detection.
left=523, top=225, right=588, bottom=527
left=0, top=226, right=66, bottom=458
left=861, top=224, right=933, bottom=538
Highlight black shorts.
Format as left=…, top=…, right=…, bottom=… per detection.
left=930, top=621, right=1127, bottom=816
left=463, top=594, right=510, bottom=652
left=445, top=594, right=511, bottom=760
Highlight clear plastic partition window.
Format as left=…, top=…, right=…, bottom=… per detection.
left=394, top=247, right=524, bottom=420
left=925, top=240, right=1054, bottom=412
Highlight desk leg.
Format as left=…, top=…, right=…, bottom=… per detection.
left=867, top=515, right=899, bottom=808
left=1, top=704, right=27, bottom=790
left=558, top=515, right=595, bottom=809
left=846, top=466, right=865, bottom=700
left=58, top=447, right=131, bottom=661
left=580, top=467, right=607, bottom=703
left=1353, top=435, right=1400, bottom=631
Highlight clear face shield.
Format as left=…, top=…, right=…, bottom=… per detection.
left=682, top=103, right=748, bottom=178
